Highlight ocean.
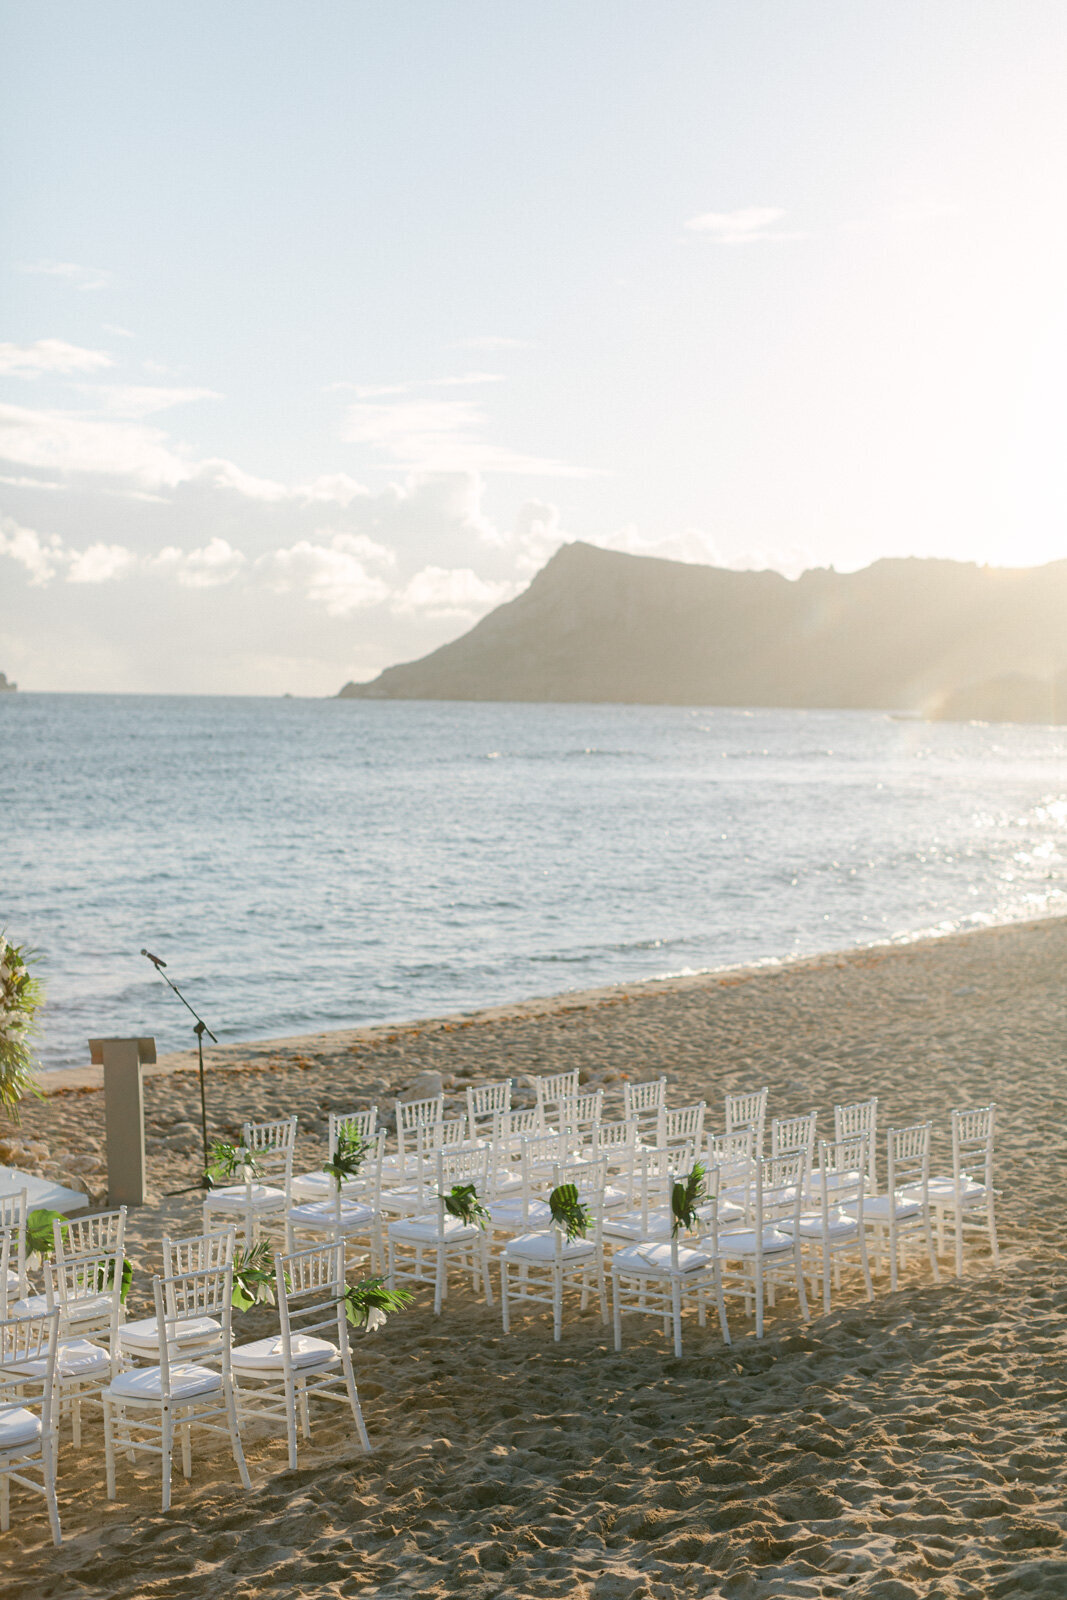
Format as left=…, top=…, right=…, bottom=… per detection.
left=4, top=694, right=1067, bottom=1072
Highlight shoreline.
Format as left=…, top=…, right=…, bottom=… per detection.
left=36, top=908, right=1065, bottom=1096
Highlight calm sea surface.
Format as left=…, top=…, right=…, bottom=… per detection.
left=4, top=695, right=1067, bottom=1072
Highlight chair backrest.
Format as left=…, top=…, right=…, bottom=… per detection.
left=816, top=1136, right=868, bottom=1224
left=466, top=1079, right=512, bottom=1133
left=162, top=1226, right=236, bottom=1281
left=770, top=1112, right=818, bottom=1187
left=834, top=1098, right=878, bottom=1190
left=275, top=1241, right=349, bottom=1360
left=692, top=1162, right=722, bottom=1251
left=886, top=1122, right=930, bottom=1199
left=557, top=1091, right=604, bottom=1141
left=154, top=1265, right=235, bottom=1397
left=657, top=1101, right=706, bottom=1152
left=591, top=1117, right=639, bottom=1177
left=553, top=1152, right=608, bottom=1207
left=55, top=1205, right=127, bottom=1265
left=534, top=1070, right=580, bottom=1112
left=395, top=1095, right=445, bottom=1164
left=725, top=1088, right=769, bottom=1155
left=628, top=1146, right=675, bottom=1234
left=328, top=1108, right=378, bottom=1157
left=518, top=1130, right=567, bottom=1191
left=707, top=1127, right=755, bottom=1182
left=241, top=1116, right=298, bottom=1187
left=433, top=1146, right=491, bottom=1239
left=754, top=1150, right=806, bottom=1234
left=622, top=1077, right=668, bottom=1127
left=491, top=1105, right=545, bottom=1152
left=0, top=1307, right=59, bottom=1438
left=45, top=1247, right=123, bottom=1366
left=951, top=1104, right=995, bottom=1186
left=0, top=1187, right=28, bottom=1306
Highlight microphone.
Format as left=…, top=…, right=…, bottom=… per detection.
left=141, top=948, right=167, bottom=969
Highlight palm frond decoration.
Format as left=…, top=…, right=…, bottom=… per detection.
left=92, top=1257, right=134, bottom=1303
left=231, top=1240, right=276, bottom=1312
left=25, top=1208, right=67, bottom=1264
left=441, top=1182, right=489, bottom=1229
left=203, top=1139, right=257, bottom=1190
left=0, top=934, right=44, bottom=1122
left=323, top=1126, right=367, bottom=1190
left=548, top=1182, right=590, bottom=1242
left=671, top=1161, right=706, bottom=1237
left=342, top=1276, right=413, bottom=1331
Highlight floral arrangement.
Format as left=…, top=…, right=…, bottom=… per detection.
left=203, top=1139, right=258, bottom=1189
left=442, top=1182, right=489, bottom=1229
left=548, top=1183, right=590, bottom=1241
left=0, top=933, right=43, bottom=1118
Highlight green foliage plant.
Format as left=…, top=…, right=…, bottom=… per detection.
left=548, top=1183, right=590, bottom=1242
left=671, top=1162, right=706, bottom=1237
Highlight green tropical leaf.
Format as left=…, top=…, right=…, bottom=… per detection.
left=25, top=1208, right=67, bottom=1262
left=323, top=1126, right=367, bottom=1190
left=203, top=1139, right=258, bottom=1189
left=231, top=1239, right=276, bottom=1312
left=548, top=1183, right=590, bottom=1241
left=342, top=1276, right=413, bottom=1330
left=671, top=1161, right=706, bottom=1237
left=441, top=1182, right=489, bottom=1229
left=0, top=934, right=44, bottom=1120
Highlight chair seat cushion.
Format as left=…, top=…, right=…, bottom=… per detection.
left=903, top=1175, right=987, bottom=1204
left=717, top=1226, right=794, bottom=1256
left=290, top=1171, right=366, bottom=1203
left=232, top=1333, right=338, bottom=1372
left=613, top=1241, right=713, bottom=1276
left=504, top=1231, right=596, bottom=1262
left=203, top=1184, right=286, bottom=1212
left=287, top=1200, right=374, bottom=1230
left=601, top=1209, right=672, bottom=1242
left=489, top=1198, right=551, bottom=1228
left=388, top=1214, right=481, bottom=1243
left=845, top=1193, right=921, bottom=1221
left=118, top=1315, right=221, bottom=1351
left=0, top=1405, right=42, bottom=1450
left=13, top=1292, right=111, bottom=1321
left=10, top=1338, right=110, bottom=1381
left=107, top=1363, right=222, bottom=1402
left=489, top=1169, right=524, bottom=1195
left=779, top=1208, right=860, bottom=1239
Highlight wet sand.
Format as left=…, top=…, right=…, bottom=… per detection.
left=3, top=917, right=1066, bottom=1599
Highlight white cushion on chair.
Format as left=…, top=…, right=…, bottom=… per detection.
left=12, top=1292, right=111, bottom=1321
left=232, top=1334, right=338, bottom=1372
left=286, top=1200, right=374, bottom=1230
left=717, top=1226, right=793, bottom=1256
left=203, top=1184, right=286, bottom=1212
left=779, top=1209, right=859, bottom=1239
left=613, top=1241, right=712, bottom=1275
left=118, top=1315, right=221, bottom=1351
left=503, top=1232, right=596, bottom=1262
left=107, top=1363, right=222, bottom=1402
left=388, top=1214, right=481, bottom=1244
left=290, top=1171, right=365, bottom=1203
left=489, top=1198, right=551, bottom=1228
left=10, top=1339, right=110, bottom=1381
left=845, top=1193, right=920, bottom=1221
left=0, top=1406, right=42, bottom=1450
left=902, top=1175, right=986, bottom=1204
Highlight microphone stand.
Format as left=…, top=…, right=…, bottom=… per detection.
left=141, top=950, right=215, bottom=1193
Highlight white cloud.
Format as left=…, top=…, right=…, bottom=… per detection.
left=341, top=395, right=591, bottom=477
left=19, top=260, right=111, bottom=292
left=684, top=206, right=803, bottom=244
left=0, top=402, right=190, bottom=487
left=393, top=565, right=516, bottom=616
left=154, top=537, right=246, bottom=588
left=0, top=517, right=65, bottom=583
left=257, top=534, right=393, bottom=615
left=0, top=339, right=115, bottom=377
left=67, top=542, right=139, bottom=583
left=92, top=385, right=221, bottom=419
left=451, top=335, right=532, bottom=351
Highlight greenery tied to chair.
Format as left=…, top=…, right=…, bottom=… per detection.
left=671, top=1162, right=706, bottom=1237
left=24, top=1207, right=67, bottom=1269
left=203, top=1139, right=258, bottom=1189
left=323, top=1126, right=367, bottom=1190
left=231, top=1239, right=278, bottom=1311
left=548, top=1183, right=590, bottom=1242
left=441, top=1183, right=489, bottom=1229
left=0, top=933, right=43, bottom=1119
left=342, top=1276, right=413, bottom=1332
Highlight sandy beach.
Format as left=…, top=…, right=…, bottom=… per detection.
left=3, top=916, right=1066, bottom=1599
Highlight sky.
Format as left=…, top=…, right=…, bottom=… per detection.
left=3, top=1, right=1067, bottom=694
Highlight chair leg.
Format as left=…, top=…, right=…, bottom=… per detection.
left=284, top=1376, right=299, bottom=1470
left=553, top=1267, right=563, bottom=1343
left=954, top=1209, right=964, bottom=1278
left=481, top=1237, right=494, bottom=1306
left=714, top=1265, right=731, bottom=1346
left=925, top=1211, right=940, bottom=1283
left=987, top=1198, right=1000, bottom=1265
left=44, top=1436, right=62, bottom=1546
left=181, top=1420, right=192, bottom=1478
left=341, top=1348, right=372, bottom=1453
left=298, top=1378, right=311, bottom=1439
left=0, top=1466, right=9, bottom=1531
left=104, top=1399, right=117, bottom=1499
left=794, top=1247, right=810, bottom=1323
left=225, top=1380, right=252, bottom=1490
left=754, top=1265, right=765, bottom=1339
left=858, top=1233, right=873, bottom=1301
left=433, top=1249, right=446, bottom=1316
left=500, top=1261, right=511, bottom=1334
left=161, top=1407, right=174, bottom=1513
left=671, top=1279, right=683, bottom=1358
left=612, top=1274, right=623, bottom=1352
